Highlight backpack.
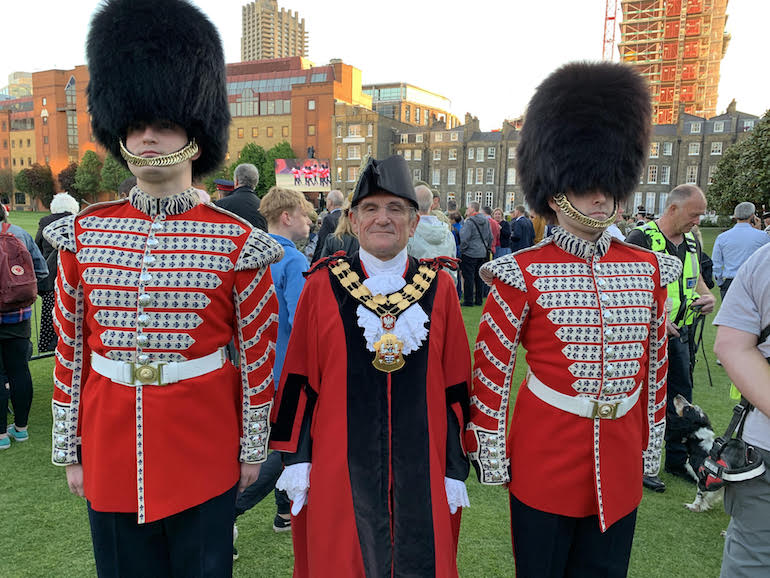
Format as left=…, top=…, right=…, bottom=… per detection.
left=0, top=222, right=38, bottom=311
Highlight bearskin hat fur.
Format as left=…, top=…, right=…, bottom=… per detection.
left=516, top=62, right=651, bottom=219
left=87, top=0, right=230, bottom=177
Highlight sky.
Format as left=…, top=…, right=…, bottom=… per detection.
left=2, top=0, right=768, bottom=131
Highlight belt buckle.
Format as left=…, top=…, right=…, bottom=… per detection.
left=131, top=363, right=165, bottom=386
left=591, top=400, right=619, bottom=420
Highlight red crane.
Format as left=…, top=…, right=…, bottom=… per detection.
left=602, top=0, right=619, bottom=60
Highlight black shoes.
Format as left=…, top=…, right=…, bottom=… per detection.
left=643, top=475, right=666, bottom=493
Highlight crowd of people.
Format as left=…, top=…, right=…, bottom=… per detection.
left=3, top=1, right=770, bottom=577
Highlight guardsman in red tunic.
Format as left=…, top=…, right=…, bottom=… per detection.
left=466, top=62, right=682, bottom=577
left=44, top=1, right=281, bottom=575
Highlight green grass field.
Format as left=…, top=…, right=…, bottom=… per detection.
left=1, top=216, right=734, bottom=577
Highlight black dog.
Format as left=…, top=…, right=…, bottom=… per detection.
left=671, top=395, right=722, bottom=512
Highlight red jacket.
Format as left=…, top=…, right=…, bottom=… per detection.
left=466, top=227, right=681, bottom=530
left=45, top=187, right=281, bottom=523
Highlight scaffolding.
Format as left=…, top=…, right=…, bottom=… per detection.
left=618, top=0, right=730, bottom=124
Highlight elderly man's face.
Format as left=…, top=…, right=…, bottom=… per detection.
left=350, top=192, right=418, bottom=261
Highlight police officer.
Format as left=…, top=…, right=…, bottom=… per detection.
left=626, top=184, right=717, bottom=491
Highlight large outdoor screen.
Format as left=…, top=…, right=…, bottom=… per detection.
left=275, top=159, right=331, bottom=192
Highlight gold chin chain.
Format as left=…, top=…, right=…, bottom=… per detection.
left=119, top=139, right=199, bottom=168
left=330, top=260, right=437, bottom=373
left=553, top=194, right=617, bottom=230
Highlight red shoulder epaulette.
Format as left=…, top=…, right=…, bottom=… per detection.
left=418, top=255, right=460, bottom=272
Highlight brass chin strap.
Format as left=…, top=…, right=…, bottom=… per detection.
left=119, top=139, right=198, bottom=168
left=553, top=194, right=617, bottom=230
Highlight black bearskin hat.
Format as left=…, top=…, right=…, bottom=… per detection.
left=352, top=156, right=418, bottom=209
left=517, top=62, right=651, bottom=219
left=87, top=0, right=230, bottom=177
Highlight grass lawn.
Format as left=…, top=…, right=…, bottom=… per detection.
left=1, top=216, right=735, bottom=577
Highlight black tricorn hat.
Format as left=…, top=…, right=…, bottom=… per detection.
left=86, top=0, right=230, bottom=177
left=351, top=156, right=418, bottom=209
left=517, top=62, right=651, bottom=220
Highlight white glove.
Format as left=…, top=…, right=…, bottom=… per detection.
left=445, top=477, right=470, bottom=514
left=276, top=462, right=311, bottom=516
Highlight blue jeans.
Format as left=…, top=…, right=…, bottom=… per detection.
left=234, top=451, right=290, bottom=518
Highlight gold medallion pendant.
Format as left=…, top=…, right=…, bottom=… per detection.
left=373, top=333, right=405, bottom=373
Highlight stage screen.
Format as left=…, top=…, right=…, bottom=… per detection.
left=275, top=159, right=331, bottom=192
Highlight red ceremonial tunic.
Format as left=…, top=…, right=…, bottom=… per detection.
left=466, top=227, right=681, bottom=531
left=270, top=254, right=471, bottom=577
left=44, top=187, right=281, bottom=523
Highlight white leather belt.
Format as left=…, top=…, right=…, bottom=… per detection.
left=91, top=348, right=228, bottom=387
left=526, top=371, right=641, bottom=420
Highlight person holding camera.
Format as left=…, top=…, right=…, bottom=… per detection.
left=626, top=184, right=717, bottom=491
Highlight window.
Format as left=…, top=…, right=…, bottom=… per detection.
left=2, top=140, right=5, bottom=149
left=415, top=133, right=423, bottom=143
left=415, top=108, right=420, bottom=123
left=348, top=145, right=361, bottom=159
left=663, top=141, right=673, bottom=156
left=336, top=166, right=343, bottom=182
left=435, top=133, right=443, bottom=142
left=414, top=149, right=422, bottom=161
left=634, top=192, right=643, bottom=210
left=448, top=149, right=457, bottom=160
left=507, top=167, right=517, bottom=185
left=450, top=132, right=458, bottom=141
left=252, top=127, right=258, bottom=137
left=650, top=142, right=659, bottom=158
left=367, top=124, right=373, bottom=137
left=686, top=165, right=699, bottom=184
left=646, top=192, right=656, bottom=215
left=413, top=168, right=421, bottom=181
left=433, top=149, right=441, bottom=161
left=336, top=146, right=342, bottom=159
left=43, top=136, right=48, bottom=144
left=266, top=127, right=274, bottom=137
left=42, top=97, right=46, bottom=106
left=282, top=126, right=289, bottom=137
left=661, top=165, right=671, bottom=185
left=348, top=125, right=361, bottom=137
left=15, top=192, right=26, bottom=205
left=468, top=148, right=474, bottom=160
left=448, top=168, right=456, bottom=185
left=506, top=193, right=516, bottom=212
left=26, top=139, right=30, bottom=147
left=508, top=148, right=516, bottom=160
left=11, top=140, right=15, bottom=148
left=466, top=192, right=473, bottom=206
left=688, top=142, right=700, bottom=155
left=648, top=165, right=658, bottom=184
left=475, top=191, right=482, bottom=203
left=42, top=116, right=48, bottom=126
left=475, top=168, right=484, bottom=184
left=400, top=134, right=408, bottom=144
left=237, top=127, right=244, bottom=138
left=713, top=121, right=724, bottom=133
left=405, top=106, right=411, bottom=122
left=337, top=124, right=342, bottom=138
left=486, top=168, right=495, bottom=184
left=404, top=150, right=412, bottom=160
left=487, top=147, right=495, bottom=159
left=659, top=192, right=668, bottom=209
left=307, top=99, right=316, bottom=110
left=308, top=125, right=316, bottom=136
left=476, top=147, right=484, bottom=162
left=347, top=167, right=357, bottom=182
left=710, top=142, right=722, bottom=155
left=397, top=150, right=403, bottom=156
left=20, top=158, right=24, bottom=166
left=690, top=122, right=702, bottom=134
left=744, top=120, right=755, bottom=131
left=467, top=168, right=473, bottom=184
left=367, top=145, right=372, bottom=156
left=486, top=192, right=494, bottom=208
left=432, top=169, right=440, bottom=186
left=708, top=165, right=717, bottom=184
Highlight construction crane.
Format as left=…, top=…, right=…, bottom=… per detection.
left=602, top=0, right=619, bottom=61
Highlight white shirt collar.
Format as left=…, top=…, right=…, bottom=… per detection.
left=359, top=247, right=408, bottom=278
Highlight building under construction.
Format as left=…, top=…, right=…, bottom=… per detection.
left=619, top=0, right=730, bottom=124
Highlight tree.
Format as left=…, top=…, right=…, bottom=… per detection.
left=261, top=141, right=296, bottom=196
left=100, top=153, right=132, bottom=196
left=707, top=111, right=770, bottom=215
left=16, top=163, right=55, bottom=206
left=0, top=169, right=14, bottom=197
left=58, top=162, right=79, bottom=197
left=74, top=150, right=104, bottom=203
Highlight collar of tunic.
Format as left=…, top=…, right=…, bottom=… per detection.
left=551, top=226, right=612, bottom=260
left=129, top=186, right=200, bottom=217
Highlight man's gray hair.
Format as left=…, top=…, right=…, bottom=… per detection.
left=326, top=189, right=344, bottom=209
left=515, top=205, right=527, bottom=215
left=665, top=184, right=703, bottom=209
left=234, top=163, right=259, bottom=190
left=468, top=201, right=480, bottom=212
left=414, top=185, right=433, bottom=215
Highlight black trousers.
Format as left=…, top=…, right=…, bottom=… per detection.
left=460, top=256, right=486, bottom=306
left=0, top=335, right=34, bottom=431
left=719, top=278, right=733, bottom=301
left=234, top=451, right=289, bottom=518
left=87, top=484, right=237, bottom=578
left=510, top=493, right=637, bottom=578
left=664, top=323, right=695, bottom=470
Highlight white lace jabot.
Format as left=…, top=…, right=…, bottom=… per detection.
left=356, top=248, right=429, bottom=355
